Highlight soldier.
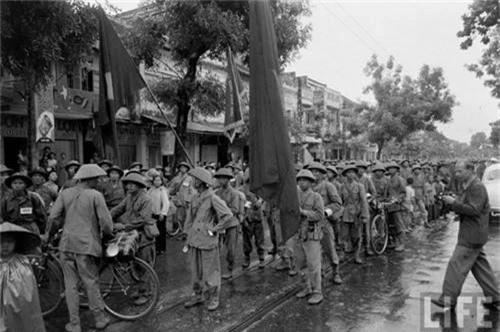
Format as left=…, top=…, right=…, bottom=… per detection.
left=308, top=162, right=343, bottom=284
left=101, top=165, right=125, bottom=209
left=295, top=169, right=324, bottom=305
left=356, top=161, right=376, bottom=256
left=371, top=162, right=389, bottom=202
left=60, top=160, right=81, bottom=191
left=46, top=164, right=113, bottom=332
left=183, top=167, right=233, bottom=311
left=28, top=167, right=57, bottom=213
left=169, top=162, right=194, bottom=232
left=339, top=165, right=369, bottom=264
left=226, top=163, right=245, bottom=189
left=129, top=161, right=143, bottom=172
left=110, top=173, right=157, bottom=265
left=1, top=173, right=47, bottom=235
left=386, top=162, right=407, bottom=251
left=326, top=165, right=342, bottom=193
left=240, top=170, right=265, bottom=268
left=97, top=159, right=112, bottom=173
left=214, top=168, right=242, bottom=279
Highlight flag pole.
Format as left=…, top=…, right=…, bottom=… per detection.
left=138, top=73, right=194, bottom=168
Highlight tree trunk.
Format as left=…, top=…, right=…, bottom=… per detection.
left=174, top=55, right=200, bottom=168
left=376, top=141, right=384, bottom=160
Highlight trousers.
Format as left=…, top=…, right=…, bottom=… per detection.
left=222, top=226, right=238, bottom=271
left=341, top=221, right=363, bottom=254
left=441, top=244, right=500, bottom=305
left=242, top=220, right=265, bottom=259
left=190, top=247, right=221, bottom=299
left=60, top=252, right=105, bottom=327
left=294, top=239, right=322, bottom=295
left=320, top=221, right=340, bottom=273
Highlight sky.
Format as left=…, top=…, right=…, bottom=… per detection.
left=101, top=0, right=499, bottom=144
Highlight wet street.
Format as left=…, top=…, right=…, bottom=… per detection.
left=45, top=218, right=500, bottom=332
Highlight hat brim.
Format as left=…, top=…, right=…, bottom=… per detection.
left=122, top=179, right=147, bottom=188
left=296, top=176, right=315, bottom=182
left=0, top=223, right=41, bottom=253
left=107, top=168, right=124, bottom=177
left=29, top=170, right=48, bottom=179
left=6, top=175, right=33, bottom=188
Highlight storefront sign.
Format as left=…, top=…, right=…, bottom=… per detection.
left=53, top=83, right=97, bottom=117
left=35, top=84, right=55, bottom=143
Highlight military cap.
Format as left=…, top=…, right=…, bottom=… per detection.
left=97, top=159, right=113, bottom=168
left=107, top=165, right=124, bottom=177
left=189, top=167, right=213, bottom=186
left=296, top=169, right=316, bottom=182
left=341, top=164, right=358, bottom=175
left=5, top=172, right=33, bottom=188
left=121, top=172, right=148, bottom=188
left=65, top=160, right=81, bottom=171
left=0, top=222, right=41, bottom=253
left=73, top=164, right=107, bottom=180
left=308, top=161, right=327, bottom=173
left=214, top=168, right=234, bottom=179
left=29, top=167, right=48, bottom=179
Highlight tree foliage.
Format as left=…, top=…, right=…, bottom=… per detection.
left=1, top=0, right=98, bottom=89
left=358, top=55, right=456, bottom=158
left=457, top=0, right=500, bottom=98
left=470, top=131, right=488, bottom=149
left=120, top=0, right=312, bottom=162
left=490, top=119, right=500, bottom=148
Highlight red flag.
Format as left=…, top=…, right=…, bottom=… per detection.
left=249, top=1, right=300, bottom=242
left=224, top=47, right=245, bottom=143
left=97, top=9, right=145, bottom=161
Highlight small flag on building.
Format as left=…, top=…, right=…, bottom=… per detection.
left=248, top=1, right=300, bottom=243
left=224, top=47, right=245, bottom=143
left=96, top=8, right=145, bottom=161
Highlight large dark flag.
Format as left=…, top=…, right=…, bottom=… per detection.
left=97, top=9, right=145, bottom=161
left=249, top=1, right=300, bottom=242
left=224, top=47, right=245, bottom=143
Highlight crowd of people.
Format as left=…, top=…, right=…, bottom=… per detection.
left=0, top=156, right=496, bottom=331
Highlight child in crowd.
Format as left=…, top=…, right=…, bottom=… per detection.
left=403, top=178, right=416, bottom=232
left=0, top=222, right=46, bottom=332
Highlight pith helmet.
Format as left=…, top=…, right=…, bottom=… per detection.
left=97, top=159, right=112, bottom=168
left=214, top=168, right=234, bottom=179
left=107, top=165, right=124, bottom=177
left=308, top=161, right=327, bottom=173
left=189, top=167, right=213, bottom=186
left=0, top=164, right=13, bottom=175
left=296, top=169, right=316, bottom=182
left=385, top=161, right=400, bottom=170
left=294, top=162, right=303, bottom=172
left=29, top=167, right=48, bottom=179
left=355, top=160, right=369, bottom=169
left=65, top=160, right=81, bottom=171
left=73, top=164, right=107, bottom=180
left=121, top=172, right=148, bottom=188
left=341, top=164, right=358, bottom=175
left=0, top=222, right=41, bottom=253
left=371, top=163, right=386, bottom=173
left=129, top=161, right=143, bottom=169
left=178, top=162, right=191, bottom=170
left=5, top=173, right=32, bottom=188
left=326, top=165, right=338, bottom=175
left=411, top=164, right=422, bottom=172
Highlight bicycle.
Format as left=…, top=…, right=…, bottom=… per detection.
left=369, top=198, right=399, bottom=255
left=27, top=240, right=65, bottom=317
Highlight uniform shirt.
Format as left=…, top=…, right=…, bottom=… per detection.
left=110, top=190, right=155, bottom=231
left=29, top=183, right=57, bottom=210
left=240, top=184, right=262, bottom=222
left=147, top=186, right=170, bottom=217
left=328, top=179, right=342, bottom=193
left=358, top=173, right=376, bottom=196
left=169, top=173, right=194, bottom=208
left=1, top=190, right=47, bottom=234
left=313, top=180, right=342, bottom=220
left=101, top=181, right=126, bottom=209
left=412, top=173, right=426, bottom=200
left=297, top=187, right=324, bottom=240
left=387, top=174, right=407, bottom=203
left=400, top=167, right=412, bottom=181
left=371, top=175, right=389, bottom=201
left=340, top=180, right=369, bottom=223
left=215, top=186, right=241, bottom=229
left=48, top=183, right=113, bottom=256
left=184, top=188, right=233, bottom=249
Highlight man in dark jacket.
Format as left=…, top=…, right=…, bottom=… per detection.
left=432, top=160, right=499, bottom=310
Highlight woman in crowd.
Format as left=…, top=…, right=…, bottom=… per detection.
left=147, top=175, right=170, bottom=255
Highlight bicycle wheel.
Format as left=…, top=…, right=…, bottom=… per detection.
left=29, top=255, right=65, bottom=317
left=102, top=257, right=160, bottom=320
left=371, top=214, right=388, bottom=255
